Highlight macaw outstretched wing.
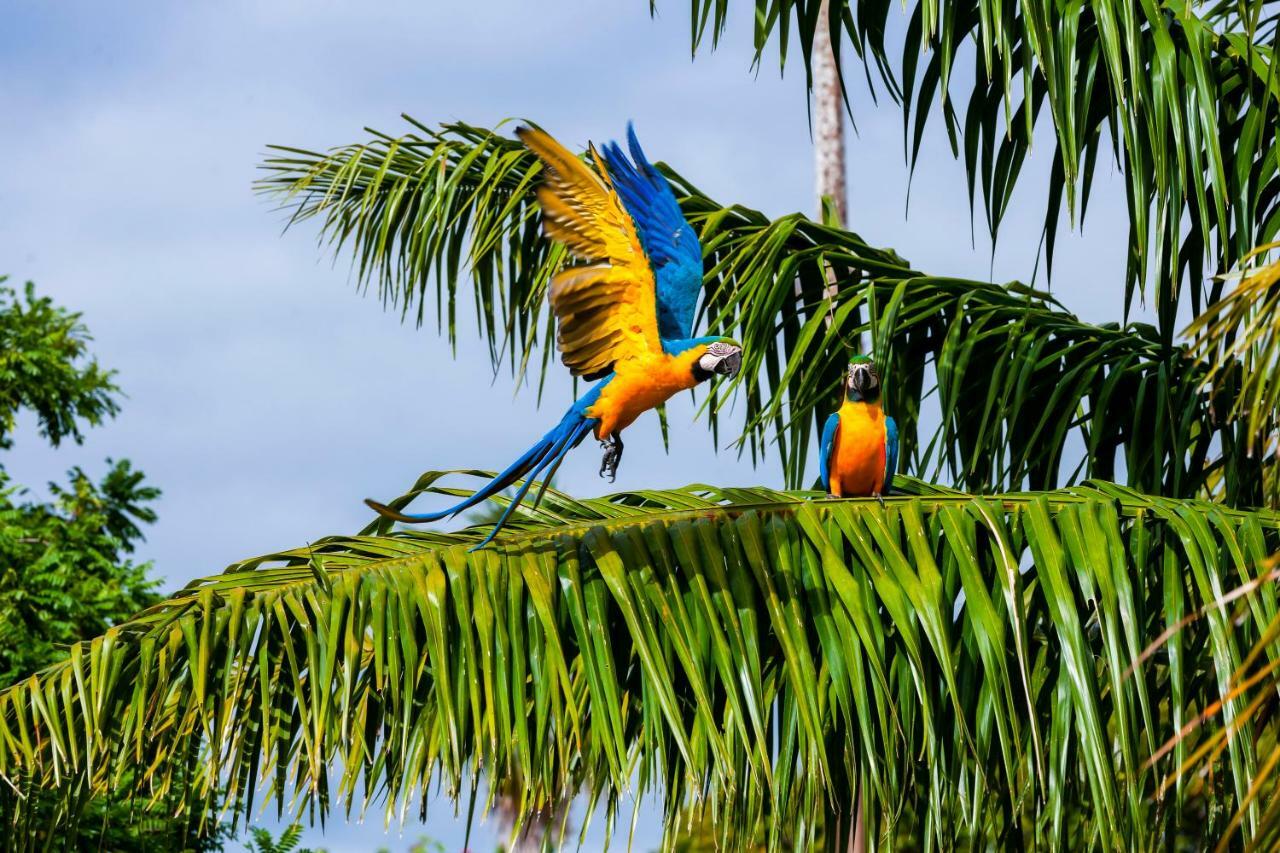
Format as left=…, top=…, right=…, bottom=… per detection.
left=884, top=416, right=899, bottom=495
left=818, top=412, right=840, bottom=493
left=518, top=126, right=663, bottom=379
left=599, top=124, right=703, bottom=341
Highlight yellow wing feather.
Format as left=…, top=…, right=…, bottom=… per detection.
left=517, top=127, right=661, bottom=377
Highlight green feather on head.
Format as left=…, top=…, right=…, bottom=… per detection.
left=845, top=354, right=882, bottom=402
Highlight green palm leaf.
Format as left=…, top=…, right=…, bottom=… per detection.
left=2, top=475, right=1277, bottom=848
left=258, top=120, right=1272, bottom=501
left=676, top=0, right=1280, bottom=337
left=1165, top=554, right=1280, bottom=852
left=1186, top=243, right=1280, bottom=508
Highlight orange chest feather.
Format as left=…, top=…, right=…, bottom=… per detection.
left=830, top=401, right=887, bottom=497
left=586, top=350, right=702, bottom=437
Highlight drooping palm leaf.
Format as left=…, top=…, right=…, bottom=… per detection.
left=1148, top=554, right=1280, bottom=852
left=677, top=0, right=1280, bottom=337
left=258, top=120, right=1272, bottom=502
left=1186, top=243, right=1280, bottom=508
left=2, top=475, right=1278, bottom=848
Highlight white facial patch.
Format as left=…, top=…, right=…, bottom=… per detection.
left=848, top=362, right=880, bottom=391
left=699, top=342, right=742, bottom=377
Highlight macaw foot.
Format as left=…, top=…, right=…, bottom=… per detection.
left=874, top=492, right=886, bottom=507
left=598, top=433, right=624, bottom=482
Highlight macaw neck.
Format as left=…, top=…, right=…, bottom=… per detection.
left=845, top=391, right=882, bottom=406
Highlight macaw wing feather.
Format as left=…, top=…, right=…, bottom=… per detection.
left=819, top=412, right=840, bottom=493
left=600, top=124, right=703, bottom=341
left=884, top=416, right=899, bottom=495
left=518, top=126, right=662, bottom=378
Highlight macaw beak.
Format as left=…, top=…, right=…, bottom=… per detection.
left=847, top=363, right=879, bottom=396
left=716, top=349, right=742, bottom=377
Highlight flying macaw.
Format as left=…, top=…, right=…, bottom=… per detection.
left=366, top=124, right=743, bottom=547
left=818, top=355, right=899, bottom=499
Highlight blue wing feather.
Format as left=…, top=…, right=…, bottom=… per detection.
left=600, top=123, right=703, bottom=341
left=883, top=416, right=899, bottom=495
left=818, top=413, right=840, bottom=493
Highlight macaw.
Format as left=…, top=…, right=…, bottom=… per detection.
left=818, top=355, right=899, bottom=499
left=366, top=124, right=743, bottom=548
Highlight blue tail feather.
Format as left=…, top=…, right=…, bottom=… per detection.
left=366, top=407, right=597, bottom=549
left=530, top=418, right=594, bottom=509
left=469, top=417, right=594, bottom=550
left=364, top=439, right=551, bottom=523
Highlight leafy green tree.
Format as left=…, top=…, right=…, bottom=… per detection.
left=0, top=280, right=118, bottom=451
left=243, top=825, right=318, bottom=853
left=0, top=279, right=227, bottom=851
left=0, top=459, right=159, bottom=685
left=4, top=2, right=1280, bottom=850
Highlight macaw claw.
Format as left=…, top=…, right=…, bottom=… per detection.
left=598, top=433, right=625, bottom=482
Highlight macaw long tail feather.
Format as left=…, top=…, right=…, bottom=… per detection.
left=365, top=409, right=597, bottom=549
left=469, top=417, right=595, bottom=550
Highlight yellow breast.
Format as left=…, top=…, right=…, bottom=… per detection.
left=586, top=348, right=703, bottom=438
left=830, top=400, right=887, bottom=497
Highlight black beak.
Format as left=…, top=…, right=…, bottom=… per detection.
left=848, top=365, right=878, bottom=395
left=716, top=350, right=742, bottom=376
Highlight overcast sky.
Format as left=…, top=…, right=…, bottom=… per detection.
left=1, top=2, right=1131, bottom=849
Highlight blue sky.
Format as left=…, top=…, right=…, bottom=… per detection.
left=1, top=1, right=1131, bottom=849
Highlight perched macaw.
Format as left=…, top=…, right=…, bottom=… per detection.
left=818, top=355, right=899, bottom=498
left=366, top=124, right=743, bottom=547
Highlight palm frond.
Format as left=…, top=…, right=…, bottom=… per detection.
left=1156, top=554, right=1280, bottom=851
left=677, top=0, right=1280, bottom=336
left=2, top=475, right=1278, bottom=848
left=258, top=120, right=1271, bottom=501
left=1186, top=243, right=1280, bottom=507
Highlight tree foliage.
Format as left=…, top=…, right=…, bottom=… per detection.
left=0, top=477, right=1276, bottom=848
left=244, top=825, right=316, bottom=853
left=0, top=279, right=118, bottom=451
left=0, top=460, right=158, bottom=686
left=0, top=279, right=226, bottom=851
left=677, top=0, right=1280, bottom=338
left=259, top=120, right=1274, bottom=506
left=1186, top=245, right=1280, bottom=508
left=0, top=278, right=161, bottom=698
left=4, top=3, right=1279, bottom=845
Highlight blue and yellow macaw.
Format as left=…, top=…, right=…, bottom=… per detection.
left=367, top=124, right=743, bottom=547
left=819, top=355, right=899, bottom=498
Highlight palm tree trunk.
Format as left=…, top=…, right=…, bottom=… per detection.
left=813, top=0, right=858, bottom=354
left=813, top=0, right=846, bottom=227
left=492, top=781, right=569, bottom=852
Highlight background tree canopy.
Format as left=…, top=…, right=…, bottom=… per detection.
left=684, top=0, right=1280, bottom=337
left=0, top=279, right=226, bottom=851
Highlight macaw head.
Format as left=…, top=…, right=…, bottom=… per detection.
left=845, top=355, right=882, bottom=402
left=692, top=338, right=743, bottom=382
